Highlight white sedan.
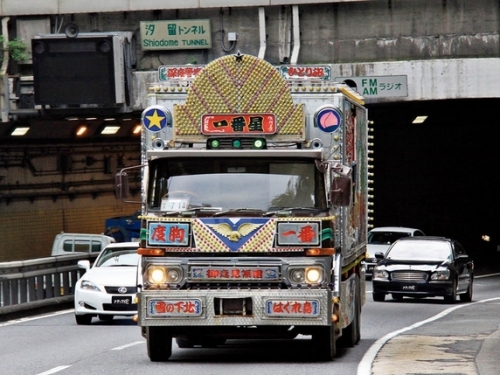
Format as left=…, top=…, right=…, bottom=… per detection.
left=74, top=242, right=139, bottom=325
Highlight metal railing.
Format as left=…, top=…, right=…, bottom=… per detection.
left=0, top=253, right=97, bottom=319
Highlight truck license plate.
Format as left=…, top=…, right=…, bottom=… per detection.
left=112, top=296, right=132, bottom=305
left=148, top=298, right=203, bottom=317
left=264, top=299, right=320, bottom=317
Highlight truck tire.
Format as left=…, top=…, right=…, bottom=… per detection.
left=339, top=278, right=361, bottom=347
left=147, top=327, right=172, bottom=362
left=312, top=324, right=336, bottom=361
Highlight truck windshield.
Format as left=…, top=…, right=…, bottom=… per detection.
left=147, top=157, right=326, bottom=212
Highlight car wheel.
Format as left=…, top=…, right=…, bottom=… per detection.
left=147, top=327, right=172, bottom=362
left=459, top=277, right=473, bottom=302
left=373, top=292, right=385, bottom=302
left=75, top=314, right=92, bottom=325
left=444, top=279, right=457, bottom=304
left=99, top=314, right=114, bottom=321
left=311, top=324, right=336, bottom=361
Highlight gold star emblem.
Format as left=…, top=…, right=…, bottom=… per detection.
left=146, top=110, right=165, bottom=130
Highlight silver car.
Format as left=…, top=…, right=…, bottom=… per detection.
left=364, top=227, right=425, bottom=278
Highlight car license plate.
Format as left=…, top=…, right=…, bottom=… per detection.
left=112, top=296, right=132, bottom=305
left=264, top=299, right=320, bottom=317
left=401, top=284, right=417, bottom=291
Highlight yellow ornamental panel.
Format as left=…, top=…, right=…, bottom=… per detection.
left=173, top=53, right=305, bottom=140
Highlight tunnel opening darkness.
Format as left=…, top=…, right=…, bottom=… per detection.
left=367, top=98, right=500, bottom=269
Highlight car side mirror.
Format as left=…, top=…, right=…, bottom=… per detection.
left=77, top=260, right=91, bottom=271
left=331, top=176, right=352, bottom=207
left=375, top=252, right=385, bottom=260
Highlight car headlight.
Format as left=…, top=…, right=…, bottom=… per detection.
left=80, top=280, right=101, bottom=292
left=288, top=266, right=324, bottom=285
left=373, top=267, right=389, bottom=280
left=431, top=269, right=450, bottom=281
left=146, top=265, right=183, bottom=285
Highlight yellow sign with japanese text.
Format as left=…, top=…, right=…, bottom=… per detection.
left=140, top=19, right=211, bottom=50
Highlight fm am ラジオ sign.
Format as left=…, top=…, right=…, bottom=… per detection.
left=140, top=20, right=211, bottom=50
left=334, top=75, right=408, bottom=98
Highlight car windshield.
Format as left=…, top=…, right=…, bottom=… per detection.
left=386, top=240, right=452, bottom=261
left=147, top=157, right=325, bottom=212
left=95, top=248, right=139, bottom=267
left=368, top=231, right=411, bottom=245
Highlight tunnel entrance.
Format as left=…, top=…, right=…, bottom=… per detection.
left=366, top=98, right=500, bottom=266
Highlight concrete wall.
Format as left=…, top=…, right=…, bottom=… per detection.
left=4, top=1, right=500, bottom=66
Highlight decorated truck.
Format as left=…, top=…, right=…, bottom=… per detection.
left=116, top=52, right=368, bottom=361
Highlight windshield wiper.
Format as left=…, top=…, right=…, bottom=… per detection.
left=213, top=208, right=265, bottom=217
left=263, top=207, right=324, bottom=217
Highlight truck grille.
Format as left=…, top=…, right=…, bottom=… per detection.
left=391, top=271, right=427, bottom=282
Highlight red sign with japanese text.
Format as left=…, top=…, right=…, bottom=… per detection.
left=202, top=114, right=276, bottom=135
left=265, top=299, right=320, bottom=317
left=148, top=298, right=203, bottom=317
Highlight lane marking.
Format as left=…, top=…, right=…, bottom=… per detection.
left=356, top=296, right=500, bottom=375
left=0, top=309, right=73, bottom=327
left=112, top=341, right=145, bottom=350
left=36, top=366, right=71, bottom=375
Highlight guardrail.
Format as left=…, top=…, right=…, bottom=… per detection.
left=0, top=253, right=98, bottom=321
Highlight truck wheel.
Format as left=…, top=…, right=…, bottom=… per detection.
left=75, top=314, right=92, bottom=325
left=147, top=327, right=172, bottom=362
left=372, top=292, right=385, bottom=302
left=312, top=324, right=336, bottom=361
left=339, top=278, right=361, bottom=347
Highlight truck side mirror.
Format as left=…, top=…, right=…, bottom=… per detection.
left=331, top=176, right=352, bottom=206
left=115, top=171, right=130, bottom=199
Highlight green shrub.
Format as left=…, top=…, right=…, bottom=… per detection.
left=0, top=36, right=28, bottom=63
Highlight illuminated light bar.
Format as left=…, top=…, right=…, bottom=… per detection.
left=305, top=248, right=335, bottom=256
left=206, top=138, right=267, bottom=150
left=138, top=248, right=165, bottom=256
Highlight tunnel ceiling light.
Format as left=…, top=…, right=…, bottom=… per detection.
left=132, top=124, right=142, bottom=135
left=76, top=126, right=87, bottom=136
left=412, top=116, right=428, bottom=124
left=11, top=127, right=30, bottom=136
left=101, top=125, right=120, bottom=135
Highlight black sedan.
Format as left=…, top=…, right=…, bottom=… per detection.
left=372, top=236, right=474, bottom=303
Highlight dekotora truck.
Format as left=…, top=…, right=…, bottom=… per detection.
left=116, top=52, right=369, bottom=362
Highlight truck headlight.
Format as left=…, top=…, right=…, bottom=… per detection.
left=288, top=266, right=324, bottom=285
left=146, top=266, right=183, bottom=285
left=431, top=269, right=450, bottom=281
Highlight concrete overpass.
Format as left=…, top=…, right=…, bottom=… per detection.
left=0, top=0, right=499, bottom=261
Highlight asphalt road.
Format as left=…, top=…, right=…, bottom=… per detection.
left=1, top=273, right=499, bottom=375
